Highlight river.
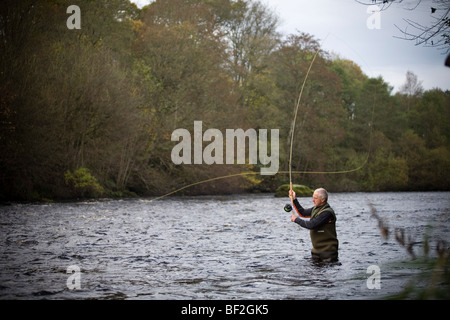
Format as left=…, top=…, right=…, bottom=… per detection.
left=0, top=192, right=449, bottom=300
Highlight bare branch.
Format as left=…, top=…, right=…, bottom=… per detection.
left=357, top=0, right=450, bottom=53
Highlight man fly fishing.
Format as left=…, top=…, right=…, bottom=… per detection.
left=288, top=188, right=339, bottom=262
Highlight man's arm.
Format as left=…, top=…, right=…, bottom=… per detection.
left=293, top=211, right=334, bottom=230
left=292, top=198, right=312, bottom=218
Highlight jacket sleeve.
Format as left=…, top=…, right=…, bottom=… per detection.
left=294, top=211, right=333, bottom=230
left=292, top=198, right=312, bottom=218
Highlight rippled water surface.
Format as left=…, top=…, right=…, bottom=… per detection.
left=1, top=192, right=449, bottom=299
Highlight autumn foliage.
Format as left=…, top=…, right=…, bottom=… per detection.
left=1, top=0, right=449, bottom=200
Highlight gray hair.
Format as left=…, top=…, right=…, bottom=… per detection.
left=314, top=188, right=328, bottom=201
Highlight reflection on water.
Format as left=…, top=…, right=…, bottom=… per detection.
left=0, top=192, right=449, bottom=299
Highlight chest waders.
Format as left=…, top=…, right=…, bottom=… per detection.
left=310, top=204, right=339, bottom=261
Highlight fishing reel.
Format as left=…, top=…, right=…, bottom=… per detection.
left=284, top=203, right=293, bottom=213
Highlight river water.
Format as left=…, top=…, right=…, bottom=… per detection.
left=0, top=192, right=449, bottom=300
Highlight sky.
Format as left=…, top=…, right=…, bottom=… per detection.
left=131, top=0, right=450, bottom=93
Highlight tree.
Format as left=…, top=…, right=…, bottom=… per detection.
left=132, top=0, right=253, bottom=194
left=400, top=71, right=424, bottom=99
left=398, top=70, right=424, bottom=120
left=223, top=0, right=280, bottom=86
left=330, top=58, right=367, bottom=118
left=136, top=0, right=237, bottom=129
left=0, top=0, right=146, bottom=200
left=409, top=88, right=450, bottom=148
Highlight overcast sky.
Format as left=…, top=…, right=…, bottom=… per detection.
left=132, top=0, right=450, bottom=93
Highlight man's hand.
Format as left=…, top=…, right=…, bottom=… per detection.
left=289, top=189, right=296, bottom=201
left=291, top=213, right=297, bottom=222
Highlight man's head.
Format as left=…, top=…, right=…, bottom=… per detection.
left=312, top=188, right=328, bottom=207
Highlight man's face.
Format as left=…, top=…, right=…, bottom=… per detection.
left=312, top=192, right=325, bottom=207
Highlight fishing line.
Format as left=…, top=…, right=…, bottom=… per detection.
left=287, top=31, right=376, bottom=188
left=288, top=48, right=320, bottom=190
left=147, top=161, right=373, bottom=203
left=148, top=33, right=377, bottom=202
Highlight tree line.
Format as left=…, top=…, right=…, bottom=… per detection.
left=1, top=0, right=449, bottom=201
